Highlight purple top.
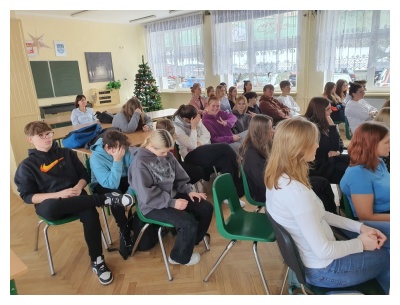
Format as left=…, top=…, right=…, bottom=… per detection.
left=202, top=110, right=237, bottom=144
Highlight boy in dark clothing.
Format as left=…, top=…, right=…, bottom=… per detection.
left=14, top=121, right=134, bottom=285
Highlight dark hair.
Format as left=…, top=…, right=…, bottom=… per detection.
left=323, top=82, right=341, bottom=104
left=348, top=82, right=363, bottom=97
left=103, top=130, right=131, bottom=149
left=24, top=121, right=52, bottom=136
left=122, top=96, right=144, bottom=129
left=173, top=104, right=198, bottom=120
left=304, top=97, right=331, bottom=134
left=279, top=80, right=291, bottom=89
left=220, top=82, right=227, bottom=86
left=335, top=79, right=348, bottom=98
left=263, top=84, right=274, bottom=92
left=74, top=95, right=86, bottom=108
left=243, top=91, right=258, bottom=101
left=354, top=80, right=367, bottom=85
left=243, top=80, right=252, bottom=93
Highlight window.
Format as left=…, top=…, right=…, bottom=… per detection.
left=316, top=10, right=390, bottom=90
left=211, top=10, right=301, bottom=91
left=146, top=12, right=205, bottom=90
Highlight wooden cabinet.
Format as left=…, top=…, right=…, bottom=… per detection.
left=90, top=89, right=120, bottom=106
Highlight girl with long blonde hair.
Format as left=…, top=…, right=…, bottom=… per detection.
left=264, top=117, right=389, bottom=294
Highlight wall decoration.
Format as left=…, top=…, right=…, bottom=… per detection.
left=28, top=33, right=51, bottom=54
left=25, top=40, right=37, bottom=57
left=54, top=41, right=67, bottom=57
left=84, top=52, right=115, bottom=83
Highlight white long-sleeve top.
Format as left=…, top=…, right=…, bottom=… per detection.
left=174, top=121, right=211, bottom=159
left=345, top=100, right=374, bottom=133
left=277, top=95, right=301, bottom=117
left=266, top=175, right=364, bottom=268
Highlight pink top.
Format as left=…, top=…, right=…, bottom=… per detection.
left=189, top=95, right=208, bottom=113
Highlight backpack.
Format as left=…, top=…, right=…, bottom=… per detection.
left=84, top=127, right=122, bottom=149
left=130, top=211, right=160, bottom=251
left=62, top=123, right=103, bottom=149
left=95, top=111, right=114, bottom=124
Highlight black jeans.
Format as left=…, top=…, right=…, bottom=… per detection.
left=35, top=190, right=106, bottom=261
left=184, top=143, right=244, bottom=197
left=93, top=177, right=130, bottom=231
left=145, top=193, right=213, bottom=264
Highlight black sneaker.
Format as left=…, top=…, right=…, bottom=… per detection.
left=119, top=229, right=134, bottom=260
left=91, top=255, right=113, bottom=285
left=104, top=192, right=133, bottom=208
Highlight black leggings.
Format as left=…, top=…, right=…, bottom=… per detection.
left=35, top=190, right=106, bottom=261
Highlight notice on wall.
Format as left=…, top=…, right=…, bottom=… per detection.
left=25, top=40, right=37, bottom=57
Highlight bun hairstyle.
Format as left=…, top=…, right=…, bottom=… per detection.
left=348, top=82, right=363, bottom=96
left=191, top=83, right=201, bottom=94
left=141, top=129, right=174, bottom=150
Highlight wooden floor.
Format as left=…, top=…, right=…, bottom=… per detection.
left=10, top=178, right=288, bottom=296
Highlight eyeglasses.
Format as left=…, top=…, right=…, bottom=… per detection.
left=38, top=131, right=54, bottom=139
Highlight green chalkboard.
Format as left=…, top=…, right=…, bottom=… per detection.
left=30, top=61, right=82, bottom=99
left=50, top=61, right=82, bottom=97
left=30, top=61, right=53, bottom=98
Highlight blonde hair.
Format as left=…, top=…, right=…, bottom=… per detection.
left=264, top=117, right=319, bottom=190
left=374, top=107, right=390, bottom=129
left=233, top=95, right=248, bottom=113
left=141, top=129, right=174, bottom=150
left=215, top=85, right=225, bottom=99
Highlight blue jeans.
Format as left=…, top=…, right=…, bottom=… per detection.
left=304, top=249, right=390, bottom=294
left=145, top=193, right=213, bottom=264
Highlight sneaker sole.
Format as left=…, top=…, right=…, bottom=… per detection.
left=92, top=268, right=114, bottom=285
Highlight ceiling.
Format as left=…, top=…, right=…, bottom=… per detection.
left=14, top=10, right=200, bottom=25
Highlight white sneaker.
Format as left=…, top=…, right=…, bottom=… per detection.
left=168, top=252, right=201, bottom=266
left=223, top=199, right=246, bottom=208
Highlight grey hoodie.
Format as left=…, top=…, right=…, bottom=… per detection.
left=128, top=147, right=192, bottom=215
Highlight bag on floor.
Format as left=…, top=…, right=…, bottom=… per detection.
left=62, top=123, right=103, bottom=149
left=130, top=211, right=160, bottom=251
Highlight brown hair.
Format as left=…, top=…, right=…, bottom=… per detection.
left=206, top=86, right=214, bottom=97
left=155, top=118, right=177, bottom=140
left=347, top=121, right=389, bottom=171
left=122, top=97, right=144, bottom=129
left=335, top=79, right=348, bottom=99
left=74, top=95, right=86, bottom=108
left=233, top=95, right=248, bottom=113
left=191, top=83, right=201, bottom=94
left=304, top=97, right=331, bottom=134
left=103, top=130, right=131, bottom=149
left=24, top=121, right=52, bottom=136
left=374, top=107, right=390, bottom=129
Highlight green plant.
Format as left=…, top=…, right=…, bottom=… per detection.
left=106, top=80, right=121, bottom=90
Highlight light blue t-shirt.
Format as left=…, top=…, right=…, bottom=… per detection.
left=340, top=159, right=390, bottom=217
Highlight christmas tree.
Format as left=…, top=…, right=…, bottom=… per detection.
left=134, top=56, right=163, bottom=112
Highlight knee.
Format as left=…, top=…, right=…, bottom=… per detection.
left=79, top=207, right=101, bottom=226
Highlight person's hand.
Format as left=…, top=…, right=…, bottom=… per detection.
left=134, top=108, right=142, bottom=114
left=57, top=188, right=80, bottom=198
left=189, top=192, right=207, bottom=202
left=174, top=199, right=188, bottom=210
left=110, top=146, right=126, bottom=162
left=217, top=117, right=227, bottom=126
left=142, top=125, right=150, bottom=132
left=248, top=111, right=256, bottom=118
left=370, top=110, right=378, bottom=118
left=72, top=185, right=83, bottom=195
left=358, top=232, right=379, bottom=251
left=326, top=115, right=335, bottom=126
left=360, top=224, right=387, bottom=249
left=191, top=114, right=201, bottom=129
left=233, top=134, right=241, bottom=142
left=328, top=151, right=340, bottom=157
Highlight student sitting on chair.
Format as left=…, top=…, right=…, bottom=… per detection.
left=89, top=130, right=135, bottom=259
left=128, top=129, right=213, bottom=266
left=112, top=96, right=153, bottom=133
left=244, top=91, right=262, bottom=115
left=231, top=95, right=252, bottom=134
left=71, top=94, right=98, bottom=125
left=14, top=121, right=134, bottom=285
left=265, top=117, right=389, bottom=294
left=277, top=80, right=301, bottom=117
left=259, top=84, right=290, bottom=125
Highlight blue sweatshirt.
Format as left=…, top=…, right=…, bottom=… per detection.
left=89, top=138, right=134, bottom=189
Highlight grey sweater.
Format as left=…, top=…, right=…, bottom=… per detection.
left=128, top=147, right=192, bottom=215
left=231, top=110, right=251, bottom=134
left=112, top=111, right=153, bottom=133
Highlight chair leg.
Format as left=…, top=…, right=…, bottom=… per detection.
left=101, top=230, right=109, bottom=251
left=280, top=266, right=290, bottom=295
left=131, top=223, right=150, bottom=255
left=43, top=224, right=55, bottom=276
left=157, top=227, right=173, bottom=281
left=203, top=233, right=210, bottom=251
left=100, top=207, right=113, bottom=245
left=252, top=241, right=270, bottom=295
left=34, top=220, right=44, bottom=251
left=203, top=239, right=236, bottom=282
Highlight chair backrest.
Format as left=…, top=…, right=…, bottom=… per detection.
left=342, top=194, right=356, bottom=220
left=240, top=164, right=265, bottom=208
left=344, top=116, right=352, bottom=140
left=212, top=173, right=244, bottom=235
left=265, top=210, right=307, bottom=286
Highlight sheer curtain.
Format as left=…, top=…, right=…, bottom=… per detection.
left=145, top=12, right=205, bottom=78
left=315, top=10, right=390, bottom=71
left=210, top=10, right=301, bottom=76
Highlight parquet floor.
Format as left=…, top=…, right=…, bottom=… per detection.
left=10, top=178, right=288, bottom=296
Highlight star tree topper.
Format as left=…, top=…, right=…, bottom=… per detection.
left=28, top=33, right=51, bottom=54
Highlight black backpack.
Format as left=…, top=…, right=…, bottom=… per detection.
left=95, top=111, right=114, bottom=124
left=130, top=211, right=160, bottom=252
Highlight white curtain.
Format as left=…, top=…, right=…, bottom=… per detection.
left=145, top=12, right=204, bottom=78
left=315, top=10, right=390, bottom=71
left=210, top=10, right=301, bottom=76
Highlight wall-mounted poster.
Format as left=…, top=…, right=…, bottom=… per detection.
left=54, top=41, right=67, bottom=56
left=25, top=40, right=37, bottom=57
left=85, top=52, right=115, bottom=83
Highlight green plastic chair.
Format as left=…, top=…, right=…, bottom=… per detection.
left=35, top=215, right=110, bottom=275
left=342, top=194, right=356, bottom=220
left=129, top=188, right=210, bottom=281
left=344, top=116, right=352, bottom=140
left=265, top=211, right=385, bottom=295
left=203, top=173, right=275, bottom=294
left=240, top=164, right=265, bottom=212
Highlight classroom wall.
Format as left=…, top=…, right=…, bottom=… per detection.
left=14, top=12, right=147, bottom=107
